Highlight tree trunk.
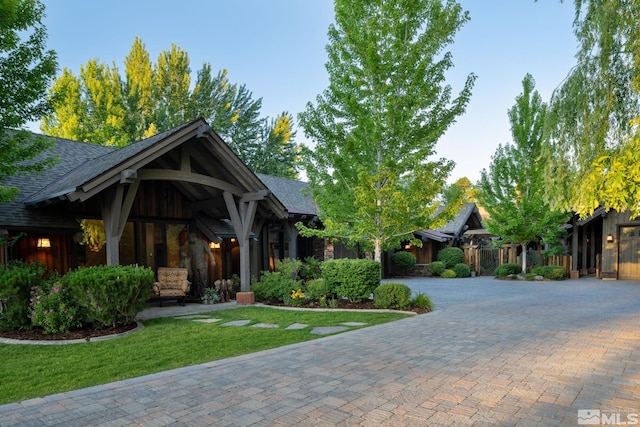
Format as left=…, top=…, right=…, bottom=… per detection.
left=374, top=239, right=382, bottom=263
left=520, top=242, right=527, bottom=274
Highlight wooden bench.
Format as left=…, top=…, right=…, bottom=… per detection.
left=152, top=267, right=191, bottom=306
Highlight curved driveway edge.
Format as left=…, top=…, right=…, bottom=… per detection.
left=1, top=276, right=639, bottom=426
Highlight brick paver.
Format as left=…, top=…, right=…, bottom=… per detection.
left=1, top=276, right=639, bottom=426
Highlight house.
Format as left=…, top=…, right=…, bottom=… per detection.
left=0, top=118, right=296, bottom=301
left=391, top=202, right=486, bottom=275
left=570, top=208, right=640, bottom=280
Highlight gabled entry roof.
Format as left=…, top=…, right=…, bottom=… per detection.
left=0, top=118, right=288, bottom=231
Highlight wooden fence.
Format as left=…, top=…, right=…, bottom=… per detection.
left=463, top=244, right=572, bottom=276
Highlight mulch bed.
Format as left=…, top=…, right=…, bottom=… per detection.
left=262, top=299, right=432, bottom=315
left=0, top=323, right=137, bottom=341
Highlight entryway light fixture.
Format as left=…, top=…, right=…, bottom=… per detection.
left=209, top=242, right=221, bottom=249
left=606, top=234, right=614, bottom=243
left=37, top=238, right=51, bottom=248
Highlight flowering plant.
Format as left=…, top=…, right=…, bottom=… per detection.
left=288, top=288, right=305, bottom=307
left=30, top=283, right=80, bottom=334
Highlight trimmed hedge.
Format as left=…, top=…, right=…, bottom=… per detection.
left=495, top=263, right=522, bottom=278
left=391, top=251, right=416, bottom=273
left=441, top=269, right=456, bottom=278
left=428, top=261, right=445, bottom=276
left=374, top=282, right=411, bottom=310
left=531, top=265, right=566, bottom=280
left=62, top=265, right=153, bottom=329
left=321, top=259, right=380, bottom=303
left=437, top=247, right=464, bottom=268
left=453, top=263, right=471, bottom=278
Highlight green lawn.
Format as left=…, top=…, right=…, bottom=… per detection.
left=0, top=306, right=412, bottom=405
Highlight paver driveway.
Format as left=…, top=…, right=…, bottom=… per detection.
left=1, top=276, right=639, bottom=426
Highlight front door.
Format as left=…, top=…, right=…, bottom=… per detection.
left=618, top=225, right=640, bottom=280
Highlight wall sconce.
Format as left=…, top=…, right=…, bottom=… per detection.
left=37, top=238, right=51, bottom=248
left=404, top=244, right=411, bottom=250
left=230, top=238, right=237, bottom=243
left=209, top=242, right=221, bottom=249
left=606, top=234, right=614, bottom=243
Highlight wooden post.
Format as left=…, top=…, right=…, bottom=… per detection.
left=223, top=191, right=258, bottom=294
left=100, top=181, right=139, bottom=266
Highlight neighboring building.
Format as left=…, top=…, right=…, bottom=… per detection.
left=399, top=202, right=485, bottom=266
left=570, top=208, right=640, bottom=280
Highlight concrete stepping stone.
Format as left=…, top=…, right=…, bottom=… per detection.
left=310, top=326, right=349, bottom=335
left=174, top=315, right=210, bottom=319
left=285, top=323, right=308, bottom=330
left=221, top=320, right=251, bottom=326
left=340, top=322, right=367, bottom=327
left=251, top=323, right=279, bottom=329
left=193, top=318, right=222, bottom=323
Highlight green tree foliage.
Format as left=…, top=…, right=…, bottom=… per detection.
left=0, top=0, right=58, bottom=202
left=545, top=0, right=640, bottom=217
left=478, top=74, right=570, bottom=273
left=298, top=0, right=475, bottom=262
left=42, top=37, right=300, bottom=179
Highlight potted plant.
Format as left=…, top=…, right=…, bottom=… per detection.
left=201, top=287, right=219, bottom=304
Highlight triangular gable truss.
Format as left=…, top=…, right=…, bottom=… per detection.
left=25, top=118, right=286, bottom=292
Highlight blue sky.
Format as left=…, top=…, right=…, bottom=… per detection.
left=38, top=0, right=577, bottom=184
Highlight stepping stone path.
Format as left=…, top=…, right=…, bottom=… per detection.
left=176, top=316, right=368, bottom=335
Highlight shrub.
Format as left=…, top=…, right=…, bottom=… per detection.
left=304, top=278, right=333, bottom=302
left=0, top=261, right=47, bottom=331
left=495, top=263, right=522, bottom=278
left=531, top=265, right=566, bottom=280
left=63, top=265, right=153, bottom=329
left=288, top=288, right=306, bottom=307
left=29, top=282, right=80, bottom=334
left=391, top=251, right=416, bottom=274
left=299, top=257, right=322, bottom=282
left=374, top=282, right=411, bottom=310
left=441, top=269, right=457, bottom=278
left=322, top=259, right=380, bottom=303
left=428, top=261, right=445, bottom=276
left=251, top=259, right=303, bottom=303
left=452, top=263, right=471, bottom=278
left=437, top=247, right=464, bottom=268
left=411, top=293, right=434, bottom=311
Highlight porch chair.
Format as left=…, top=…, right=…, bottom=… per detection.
left=152, top=267, right=191, bottom=306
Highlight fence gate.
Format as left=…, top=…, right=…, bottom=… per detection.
left=478, top=246, right=500, bottom=275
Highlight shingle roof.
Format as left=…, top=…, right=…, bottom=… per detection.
left=24, top=122, right=193, bottom=205
left=437, top=202, right=482, bottom=236
left=255, top=173, right=316, bottom=216
left=0, top=132, right=115, bottom=230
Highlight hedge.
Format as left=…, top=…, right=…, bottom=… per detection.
left=374, top=282, right=411, bottom=310
left=321, top=259, right=380, bottom=302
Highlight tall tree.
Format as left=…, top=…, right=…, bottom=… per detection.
left=251, top=113, right=299, bottom=179
left=298, top=0, right=475, bottom=262
left=42, top=38, right=300, bottom=177
left=478, top=74, right=570, bottom=272
left=0, top=0, right=58, bottom=202
left=545, top=0, right=640, bottom=217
